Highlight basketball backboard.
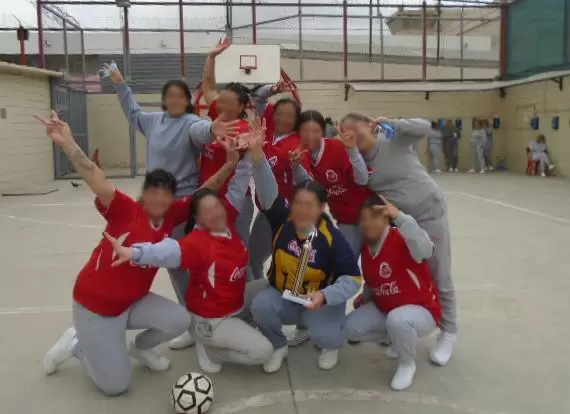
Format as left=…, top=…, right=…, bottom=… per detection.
left=215, top=44, right=281, bottom=85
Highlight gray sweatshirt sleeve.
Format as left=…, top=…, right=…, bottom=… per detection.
left=116, top=82, right=160, bottom=136
left=321, top=276, right=361, bottom=307
left=226, top=153, right=253, bottom=212
left=293, top=164, right=313, bottom=184
left=252, top=156, right=279, bottom=210
left=131, top=238, right=182, bottom=269
left=253, top=85, right=274, bottom=117
left=393, top=212, right=434, bottom=263
left=390, top=118, right=433, bottom=144
left=348, top=147, right=369, bottom=185
left=188, top=118, right=215, bottom=146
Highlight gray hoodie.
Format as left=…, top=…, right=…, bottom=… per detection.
left=470, top=128, right=487, bottom=147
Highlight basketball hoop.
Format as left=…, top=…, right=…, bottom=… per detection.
left=239, top=55, right=258, bottom=75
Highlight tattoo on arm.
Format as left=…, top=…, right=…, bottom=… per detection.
left=70, top=148, right=96, bottom=172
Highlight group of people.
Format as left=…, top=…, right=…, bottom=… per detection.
left=427, top=118, right=496, bottom=174
left=40, top=40, right=458, bottom=396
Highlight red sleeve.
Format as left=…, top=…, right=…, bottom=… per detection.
left=208, top=100, right=219, bottom=120
left=178, top=234, right=203, bottom=273
left=168, top=196, right=192, bottom=227
left=94, top=189, right=136, bottom=224
left=263, top=103, right=276, bottom=142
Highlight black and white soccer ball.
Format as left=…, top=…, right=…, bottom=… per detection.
left=171, top=372, right=214, bottom=414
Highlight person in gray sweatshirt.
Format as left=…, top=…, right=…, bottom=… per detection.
left=107, top=64, right=241, bottom=351
left=468, top=118, right=487, bottom=174
left=428, top=121, right=443, bottom=173
left=339, top=113, right=458, bottom=367
left=441, top=119, right=460, bottom=172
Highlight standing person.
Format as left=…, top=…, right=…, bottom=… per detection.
left=483, top=119, right=494, bottom=171
left=346, top=195, right=441, bottom=391
left=105, top=126, right=275, bottom=374
left=468, top=118, right=487, bottom=174
left=441, top=120, right=460, bottom=172
left=249, top=131, right=361, bottom=373
left=428, top=121, right=443, bottom=173
left=339, top=113, right=458, bottom=367
left=107, top=62, right=240, bottom=351
left=36, top=113, right=211, bottom=396
left=324, top=117, right=339, bottom=138
left=199, top=38, right=254, bottom=245
left=529, top=134, right=556, bottom=176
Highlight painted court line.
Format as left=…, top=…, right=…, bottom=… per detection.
left=0, top=306, right=71, bottom=316
left=1, top=215, right=100, bottom=229
left=452, top=191, right=570, bottom=225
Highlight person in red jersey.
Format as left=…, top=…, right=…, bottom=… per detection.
left=106, top=123, right=273, bottom=374
left=345, top=195, right=441, bottom=392
left=199, top=37, right=254, bottom=245
left=37, top=112, right=241, bottom=396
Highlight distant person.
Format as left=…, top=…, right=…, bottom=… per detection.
left=483, top=119, right=494, bottom=171
left=442, top=120, right=460, bottom=172
left=325, top=117, right=339, bottom=138
left=428, top=121, right=442, bottom=173
left=468, top=118, right=487, bottom=174
left=529, top=134, right=556, bottom=177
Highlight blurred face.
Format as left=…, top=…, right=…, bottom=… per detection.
left=299, top=120, right=324, bottom=151
left=274, top=102, right=297, bottom=135
left=164, top=85, right=189, bottom=117
left=446, top=120, right=453, bottom=128
left=141, top=187, right=175, bottom=220
left=290, top=189, right=325, bottom=231
left=340, top=118, right=371, bottom=151
left=360, top=207, right=390, bottom=243
left=196, top=194, right=228, bottom=233
left=217, top=89, right=244, bottom=120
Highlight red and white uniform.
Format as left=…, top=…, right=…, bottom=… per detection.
left=199, top=100, right=250, bottom=195
left=178, top=202, right=249, bottom=318
left=73, top=190, right=190, bottom=317
left=309, top=139, right=373, bottom=224
left=361, top=227, right=442, bottom=323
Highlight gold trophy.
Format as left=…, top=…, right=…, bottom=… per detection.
left=282, top=229, right=318, bottom=306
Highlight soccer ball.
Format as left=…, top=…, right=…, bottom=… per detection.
left=171, top=372, right=214, bottom=414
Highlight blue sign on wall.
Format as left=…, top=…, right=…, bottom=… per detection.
left=455, top=119, right=463, bottom=130
left=551, top=116, right=560, bottom=130
left=530, top=117, right=540, bottom=130
left=493, top=117, right=500, bottom=129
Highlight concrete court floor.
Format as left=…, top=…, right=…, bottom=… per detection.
left=1, top=172, right=569, bottom=414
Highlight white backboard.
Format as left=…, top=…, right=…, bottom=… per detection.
left=215, top=44, right=281, bottom=85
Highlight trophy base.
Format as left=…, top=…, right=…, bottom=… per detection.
left=282, top=290, right=312, bottom=306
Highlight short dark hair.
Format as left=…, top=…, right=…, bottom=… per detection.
left=161, top=80, right=194, bottom=113
left=142, top=169, right=177, bottom=194
left=298, top=110, right=326, bottom=134
left=362, top=194, right=386, bottom=210
left=273, top=98, right=301, bottom=131
left=222, top=82, right=251, bottom=119
left=293, top=180, right=328, bottom=205
left=184, top=188, right=221, bottom=234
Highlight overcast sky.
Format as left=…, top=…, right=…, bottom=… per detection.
left=1, top=0, right=496, bottom=31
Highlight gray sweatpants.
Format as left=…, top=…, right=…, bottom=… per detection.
left=471, top=143, right=486, bottom=171
left=415, top=199, right=457, bottom=334
left=191, top=280, right=273, bottom=365
left=248, top=212, right=273, bottom=281
left=72, top=294, right=191, bottom=396
left=532, top=152, right=551, bottom=173
left=338, top=224, right=364, bottom=258
left=428, top=142, right=442, bottom=171
left=484, top=139, right=493, bottom=168
left=345, top=303, right=436, bottom=363
left=251, top=285, right=347, bottom=350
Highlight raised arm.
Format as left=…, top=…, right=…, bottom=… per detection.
left=339, top=130, right=369, bottom=185
left=188, top=117, right=241, bottom=146
left=35, top=112, right=114, bottom=207
left=202, top=39, right=231, bottom=105
left=253, top=85, right=274, bottom=117
left=377, top=118, right=433, bottom=145
left=226, top=153, right=252, bottom=212
left=131, top=238, right=182, bottom=269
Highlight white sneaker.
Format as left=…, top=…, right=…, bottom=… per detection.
left=541, top=172, right=546, bottom=177
left=448, top=168, right=453, bottom=172
left=430, top=332, right=456, bottom=366
left=549, top=165, right=556, bottom=171
left=467, top=169, right=475, bottom=173
left=287, top=328, right=310, bottom=347
left=479, top=170, right=485, bottom=174
left=43, top=327, right=77, bottom=375
left=385, top=346, right=399, bottom=360
left=318, top=349, right=339, bottom=370
left=432, top=169, right=442, bottom=174
left=196, top=343, right=222, bottom=374
left=168, top=331, right=195, bottom=350
left=391, top=361, right=417, bottom=391
left=454, top=168, right=460, bottom=172
left=488, top=166, right=494, bottom=171
left=129, top=341, right=170, bottom=371
left=263, top=346, right=288, bottom=373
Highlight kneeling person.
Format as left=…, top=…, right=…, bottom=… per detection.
left=345, top=195, right=441, bottom=391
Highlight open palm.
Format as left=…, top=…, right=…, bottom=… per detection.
left=34, top=111, right=72, bottom=146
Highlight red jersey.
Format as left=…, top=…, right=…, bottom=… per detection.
left=199, top=100, right=250, bottom=195
left=179, top=201, right=249, bottom=318
left=73, top=190, right=190, bottom=317
left=309, top=139, right=373, bottom=224
left=361, top=228, right=442, bottom=323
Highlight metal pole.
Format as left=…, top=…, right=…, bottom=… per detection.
left=252, top=0, right=257, bottom=44
left=436, top=0, right=441, bottom=64
left=460, top=8, right=464, bottom=81
left=37, top=0, right=46, bottom=68
left=80, top=29, right=86, bottom=78
left=62, top=20, right=70, bottom=74
left=298, top=0, right=303, bottom=80
left=179, top=0, right=186, bottom=78
left=499, top=0, right=508, bottom=77
left=225, top=0, right=233, bottom=38
left=122, top=6, right=136, bottom=177
left=368, top=0, right=373, bottom=62
left=380, top=17, right=384, bottom=80
left=422, top=0, right=427, bottom=81
left=342, top=0, right=348, bottom=82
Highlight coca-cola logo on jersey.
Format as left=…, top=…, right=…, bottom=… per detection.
left=325, top=169, right=338, bottom=183
left=268, top=156, right=278, bottom=168
left=287, top=240, right=317, bottom=263
left=203, top=147, right=214, bottom=159
left=379, top=261, right=392, bottom=278
left=373, top=281, right=400, bottom=297
left=229, top=266, right=247, bottom=282
left=327, top=185, right=347, bottom=197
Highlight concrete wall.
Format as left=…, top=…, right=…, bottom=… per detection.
left=0, top=63, right=59, bottom=193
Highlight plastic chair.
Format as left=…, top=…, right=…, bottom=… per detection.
left=526, top=147, right=539, bottom=176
